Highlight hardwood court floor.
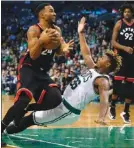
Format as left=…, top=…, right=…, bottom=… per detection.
left=2, top=95, right=134, bottom=148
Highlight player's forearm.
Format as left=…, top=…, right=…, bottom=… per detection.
left=79, top=33, right=95, bottom=68
left=98, top=93, right=109, bottom=121
left=29, top=38, right=44, bottom=60
left=99, top=101, right=109, bottom=120
left=79, top=32, right=91, bottom=56
left=112, top=40, right=126, bottom=51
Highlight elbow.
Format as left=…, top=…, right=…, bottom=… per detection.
left=29, top=48, right=40, bottom=60
left=30, top=53, right=38, bottom=60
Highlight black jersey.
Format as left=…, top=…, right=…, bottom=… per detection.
left=118, top=19, right=134, bottom=56
left=20, top=24, right=58, bottom=73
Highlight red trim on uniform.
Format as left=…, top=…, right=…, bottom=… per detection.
left=126, top=78, right=134, bottom=82
left=18, top=53, right=28, bottom=71
left=119, top=19, right=122, bottom=29
left=16, top=82, right=21, bottom=90
left=17, top=75, right=20, bottom=81
left=23, top=63, right=32, bottom=66
left=123, top=18, right=134, bottom=26
left=37, top=23, right=43, bottom=30
left=37, top=90, right=46, bottom=104
left=14, top=88, right=33, bottom=103
left=114, top=76, right=125, bottom=81
left=49, top=84, right=58, bottom=87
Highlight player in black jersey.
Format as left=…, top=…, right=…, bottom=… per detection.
left=1, top=3, right=74, bottom=138
left=109, top=4, right=134, bottom=123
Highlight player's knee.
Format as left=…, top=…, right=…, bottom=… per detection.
left=18, top=92, right=31, bottom=103
left=52, top=87, right=62, bottom=107
left=125, top=98, right=132, bottom=103
left=112, top=94, right=118, bottom=100
left=48, top=87, right=62, bottom=108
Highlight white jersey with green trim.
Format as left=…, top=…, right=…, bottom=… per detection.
left=63, top=69, right=109, bottom=110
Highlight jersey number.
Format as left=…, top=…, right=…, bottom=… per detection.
left=70, top=70, right=92, bottom=90
left=41, top=49, right=52, bottom=55
left=70, top=77, right=81, bottom=90
left=125, top=33, right=133, bottom=40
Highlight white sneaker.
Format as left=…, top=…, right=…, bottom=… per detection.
left=120, top=112, right=131, bottom=124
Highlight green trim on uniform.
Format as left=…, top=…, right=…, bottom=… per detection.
left=63, top=98, right=81, bottom=115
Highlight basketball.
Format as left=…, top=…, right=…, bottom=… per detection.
left=44, top=29, right=61, bottom=50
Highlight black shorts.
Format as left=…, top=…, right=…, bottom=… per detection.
left=116, top=54, right=134, bottom=77
left=15, top=66, right=58, bottom=104
left=113, top=54, right=134, bottom=98
left=113, top=80, right=126, bottom=98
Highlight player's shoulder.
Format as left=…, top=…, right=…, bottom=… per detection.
left=27, top=25, right=41, bottom=37
left=95, top=76, right=110, bottom=90
left=28, top=25, right=41, bottom=33
left=95, top=75, right=110, bottom=85
left=115, top=19, right=122, bottom=27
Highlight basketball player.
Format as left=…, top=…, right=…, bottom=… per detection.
left=1, top=3, right=74, bottom=135
left=109, top=4, right=134, bottom=123
left=4, top=17, right=122, bottom=135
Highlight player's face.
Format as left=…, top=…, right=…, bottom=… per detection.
left=43, top=5, right=56, bottom=23
left=123, top=8, right=133, bottom=20
left=97, top=55, right=111, bottom=71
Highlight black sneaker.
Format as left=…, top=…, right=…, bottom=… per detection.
left=1, top=142, right=6, bottom=147
left=120, top=112, right=131, bottom=124
left=109, top=106, right=116, bottom=120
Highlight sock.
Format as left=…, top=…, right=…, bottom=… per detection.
left=124, top=103, right=130, bottom=113
left=6, top=113, right=35, bottom=134
left=2, top=92, right=30, bottom=129
left=110, top=99, right=117, bottom=108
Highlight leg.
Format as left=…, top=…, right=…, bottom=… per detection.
left=27, top=87, right=62, bottom=111
left=5, top=113, right=35, bottom=134
left=120, top=84, right=133, bottom=124
left=109, top=94, right=118, bottom=120
left=120, top=56, right=134, bottom=123
left=1, top=92, right=31, bottom=133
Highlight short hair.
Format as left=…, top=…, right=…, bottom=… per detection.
left=105, top=50, right=122, bottom=74
left=34, top=3, right=51, bottom=17
left=120, top=3, right=134, bottom=16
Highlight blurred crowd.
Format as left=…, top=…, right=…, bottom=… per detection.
left=2, top=3, right=115, bottom=95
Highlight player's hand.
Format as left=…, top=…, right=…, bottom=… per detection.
left=78, top=17, right=86, bottom=34
left=95, top=119, right=108, bottom=126
left=62, top=39, right=74, bottom=53
left=124, top=46, right=133, bottom=54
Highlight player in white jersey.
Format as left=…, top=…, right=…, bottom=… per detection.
left=5, top=17, right=122, bottom=135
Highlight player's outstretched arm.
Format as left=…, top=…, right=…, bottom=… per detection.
left=95, top=78, right=110, bottom=125
left=78, top=17, right=96, bottom=69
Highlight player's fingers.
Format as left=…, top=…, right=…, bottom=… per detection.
left=69, top=39, right=74, bottom=43
left=50, top=37, right=60, bottom=41
left=68, top=46, right=73, bottom=49
left=48, top=33, right=59, bottom=38
left=69, top=42, right=74, bottom=46
left=69, top=44, right=74, bottom=48
left=48, top=29, right=57, bottom=35
left=69, top=40, right=74, bottom=45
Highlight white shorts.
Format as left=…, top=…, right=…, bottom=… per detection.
left=33, top=102, right=80, bottom=126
